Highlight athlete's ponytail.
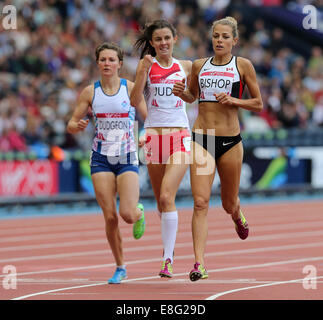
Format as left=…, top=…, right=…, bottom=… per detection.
left=134, top=20, right=177, bottom=59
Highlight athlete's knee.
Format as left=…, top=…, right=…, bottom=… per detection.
left=159, top=191, right=174, bottom=211
left=119, top=208, right=136, bottom=224
left=193, top=196, right=209, bottom=212
left=104, top=211, right=119, bottom=227
left=222, top=198, right=239, bottom=215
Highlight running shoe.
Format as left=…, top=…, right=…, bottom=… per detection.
left=189, top=262, right=208, bottom=281
left=133, top=203, right=145, bottom=239
left=108, top=267, right=127, bottom=284
left=159, top=258, right=173, bottom=278
left=233, top=210, right=249, bottom=240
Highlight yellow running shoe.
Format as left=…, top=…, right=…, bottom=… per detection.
left=189, top=262, right=208, bottom=282
left=159, top=258, right=173, bottom=278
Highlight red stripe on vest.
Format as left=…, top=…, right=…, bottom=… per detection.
left=96, top=113, right=128, bottom=118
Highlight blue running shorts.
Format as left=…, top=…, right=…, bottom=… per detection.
left=90, top=150, right=139, bottom=176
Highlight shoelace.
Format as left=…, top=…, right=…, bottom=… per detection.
left=163, top=259, right=172, bottom=271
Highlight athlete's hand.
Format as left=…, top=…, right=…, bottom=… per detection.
left=77, top=119, right=89, bottom=131
left=141, top=55, right=154, bottom=72
left=214, top=93, right=236, bottom=106
left=172, top=78, right=186, bottom=97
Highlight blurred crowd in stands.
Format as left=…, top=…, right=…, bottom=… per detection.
left=0, top=0, right=322, bottom=156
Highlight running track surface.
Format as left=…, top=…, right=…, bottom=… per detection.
left=0, top=200, right=322, bottom=300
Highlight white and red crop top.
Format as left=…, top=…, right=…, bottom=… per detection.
left=198, top=56, right=244, bottom=103
left=91, top=78, right=136, bottom=156
left=144, top=57, right=190, bottom=128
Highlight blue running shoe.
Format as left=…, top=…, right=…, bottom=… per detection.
left=108, top=267, right=127, bottom=284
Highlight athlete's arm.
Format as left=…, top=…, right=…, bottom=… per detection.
left=127, top=80, right=147, bottom=120
left=67, top=85, right=93, bottom=134
left=215, top=57, right=263, bottom=113
left=173, top=59, right=204, bottom=103
left=180, top=59, right=193, bottom=87
left=130, top=55, right=153, bottom=107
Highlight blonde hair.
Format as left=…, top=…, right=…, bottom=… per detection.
left=212, top=16, right=239, bottom=39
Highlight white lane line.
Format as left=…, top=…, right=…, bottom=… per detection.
left=205, top=276, right=323, bottom=300
left=0, top=230, right=105, bottom=244
left=3, top=226, right=323, bottom=253
left=0, top=239, right=107, bottom=253
left=11, top=256, right=323, bottom=300
left=0, top=225, right=160, bottom=244
left=1, top=227, right=323, bottom=264
left=1, top=241, right=323, bottom=278
left=0, top=222, right=102, bottom=236
left=2, top=218, right=323, bottom=244
left=11, top=281, right=108, bottom=300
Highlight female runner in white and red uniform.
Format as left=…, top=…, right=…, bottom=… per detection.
left=130, top=20, right=192, bottom=278
left=173, top=16, right=263, bottom=281
left=67, top=42, right=147, bottom=284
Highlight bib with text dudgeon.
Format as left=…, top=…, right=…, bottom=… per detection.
left=91, top=79, right=136, bottom=156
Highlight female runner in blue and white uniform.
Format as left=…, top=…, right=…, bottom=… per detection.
left=67, top=42, right=147, bottom=284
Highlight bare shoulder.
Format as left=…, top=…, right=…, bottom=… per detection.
left=193, top=58, right=208, bottom=67
left=80, top=84, right=94, bottom=101
left=237, top=56, right=255, bottom=73
left=191, top=58, right=208, bottom=74
left=126, top=79, right=135, bottom=92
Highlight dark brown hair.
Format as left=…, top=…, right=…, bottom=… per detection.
left=95, top=42, right=124, bottom=62
left=134, top=20, right=177, bottom=58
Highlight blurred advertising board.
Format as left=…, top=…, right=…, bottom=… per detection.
left=1, top=146, right=322, bottom=197
left=136, top=146, right=319, bottom=194
left=0, top=160, right=58, bottom=196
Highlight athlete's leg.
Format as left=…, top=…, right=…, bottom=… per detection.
left=91, top=172, right=124, bottom=266
left=160, top=151, right=189, bottom=212
left=216, top=142, right=243, bottom=220
left=116, top=171, right=141, bottom=224
left=216, top=142, right=248, bottom=239
left=117, top=170, right=146, bottom=240
left=160, top=151, right=189, bottom=262
left=190, top=141, right=216, bottom=266
left=147, top=163, right=165, bottom=216
left=152, top=151, right=188, bottom=277
left=147, top=152, right=189, bottom=215
left=147, top=162, right=174, bottom=276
